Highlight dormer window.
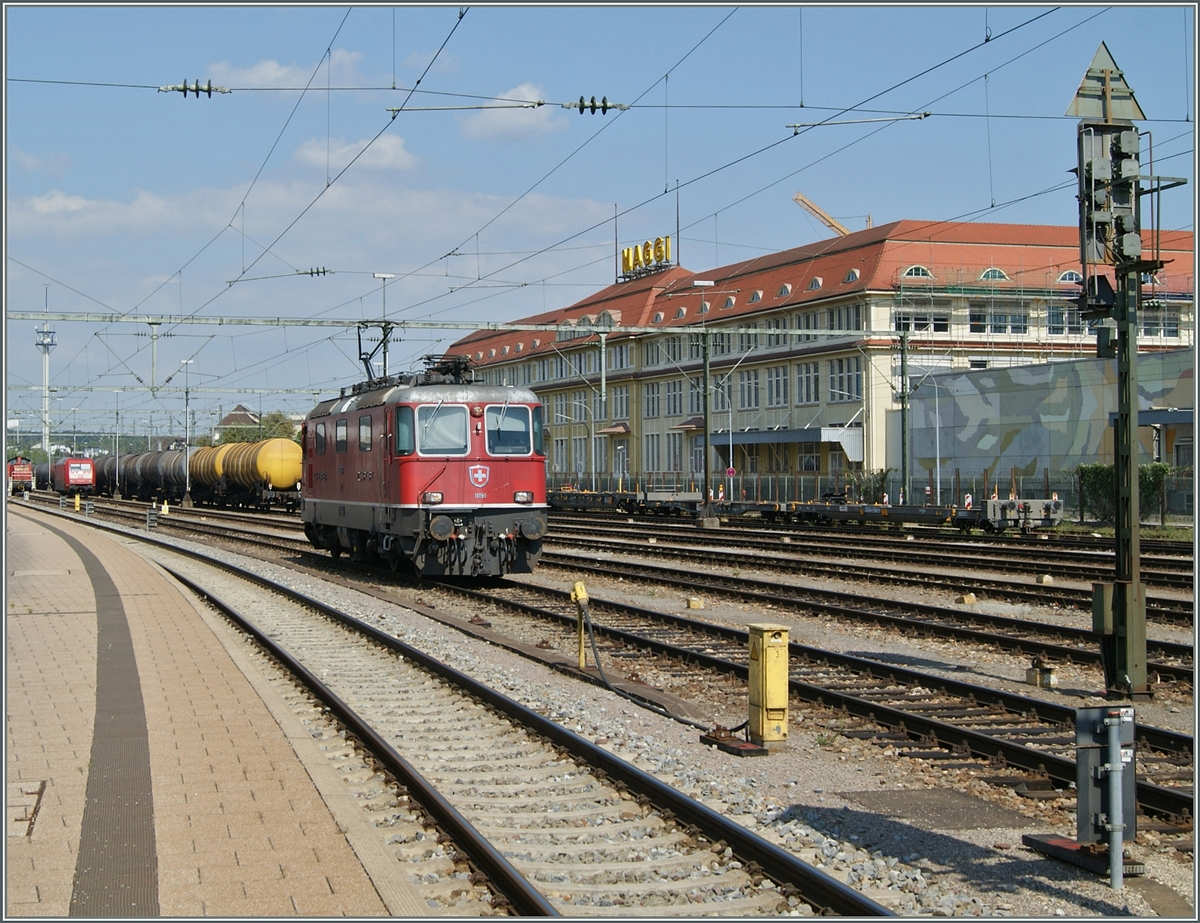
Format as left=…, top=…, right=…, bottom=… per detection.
left=903, top=265, right=933, bottom=279
left=980, top=268, right=1009, bottom=282
left=1057, top=270, right=1083, bottom=284
left=501, top=346, right=510, bottom=355
left=675, top=306, right=687, bottom=319
left=722, top=296, right=736, bottom=309
left=843, top=268, right=860, bottom=283
left=515, top=342, right=523, bottom=353
left=531, top=338, right=540, bottom=348
left=488, top=348, right=496, bottom=358
left=475, top=351, right=484, bottom=361
left=652, top=311, right=664, bottom=323
left=777, top=283, right=792, bottom=297
left=699, top=301, right=710, bottom=314
left=749, top=290, right=763, bottom=303
left=807, top=277, right=823, bottom=291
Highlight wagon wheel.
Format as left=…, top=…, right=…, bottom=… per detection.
left=387, top=546, right=403, bottom=573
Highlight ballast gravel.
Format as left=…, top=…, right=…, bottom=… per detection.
left=157, top=536, right=1193, bottom=918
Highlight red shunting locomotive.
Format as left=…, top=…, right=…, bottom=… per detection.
left=301, top=356, right=548, bottom=578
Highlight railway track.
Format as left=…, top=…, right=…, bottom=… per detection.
left=39, top=506, right=891, bottom=916
left=422, top=578, right=1194, bottom=832
left=548, top=517, right=1193, bottom=590
left=548, top=527, right=1194, bottom=626
left=533, top=550, right=1193, bottom=685
left=551, top=509, right=1194, bottom=558
left=26, top=498, right=1194, bottom=836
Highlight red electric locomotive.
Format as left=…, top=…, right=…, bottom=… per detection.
left=301, top=356, right=548, bottom=577
left=52, top=456, right=96, bottom=496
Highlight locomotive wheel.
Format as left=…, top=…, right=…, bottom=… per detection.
left=329, top=545, right=342, bottom=560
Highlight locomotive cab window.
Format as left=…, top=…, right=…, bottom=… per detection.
left=417, top=404, right=469, bottom=455
left=315, top=422, right=327, bottom=455
left=486, top=404, right=532, bottom=455
left=335, top=419, right=347, bottom=453
left=532, top=405, right=545, bottom=455
left=359, top=415, right=373, bottom=451
left=395, top=406, right=415, bottom=455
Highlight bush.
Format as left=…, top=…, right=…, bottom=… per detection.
left=1077, top=462, right=1173, bottom=522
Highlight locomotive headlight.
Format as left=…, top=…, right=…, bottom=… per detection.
left=421, top=491, right=444, bottom=504
left=513, top=490, right=534, bottom=504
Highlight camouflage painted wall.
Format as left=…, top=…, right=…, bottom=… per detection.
left=901, top=348, right=1193, bottom=479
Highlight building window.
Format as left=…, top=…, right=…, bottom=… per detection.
left=359, top=415, right=373, bottom=452
left=644, top=382, right=661, bottom=418
left=571, top=436, right=587, bottom=476
left=766, top=316, right=788, bottom=348
left=807, top=276, right=823, bottom=291
left=796, top=361, right=820, bottom=405
left=611, top=385, right=629, bottom=420
left=800, top=447, right=820, bottom=472
left=1047, top=302, right=1084, bottom=335
left=607, top=343, right=630, bottom=370
left=666, top=432, right=684, bottom=471
left=552, top=437, right=568, bottom=473
left=688, top=333, right=703, bottom=360
left=666, top=379, right=684, bottom=416
left=827, top=303, right=863, bottom=335
left=711, top=332, right=732, bottom=356
left=895, top=312, right=949, bottom=332
left=828, top=356, right=862, bottom=402
left=652, top=312, right=664, bottom=323
left=969, top=359, right=989, bottom=369
left=688, top=379, right=703, bottom=415
left=699, top=300, right=710, bottom=314
left=675, top=306, right=687, bottom=319
left=777, top=283, right=792, bottom=297
left=1058, top=270, right=1083, bottom=284
left=766, top=443, right=787, bottom=473
left=902, top=265, right=932, bottom=279
left=969, top=303, right=989, bottom=334
left=723, top=296, right=736, bottom=309
left=738, top=369, right=760, bottom=410
left=980, top=268, right=1010, bottom=281
left=644, top=433, right=661, bottom=472
left=793, top=311, right=819, bottom=343
left=571, top=391, right=586, bottom=423
left=712, top=380, right=731, bottom=413
left=738, top=324, right=760, bottom=353
left=749, top=290, right=763, bottom=303
left=843, top=268, right=860, bottom=284
left=766, top=365, right=789, bottom=407
left=1142, top=306, right=1181, bottom=338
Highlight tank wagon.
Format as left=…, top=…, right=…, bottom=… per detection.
left=94, top=438, right=302, bottom=509
left=7, top=457, right=34, bottom=495
left=301, top=355, right=548, bottom=578
left=52, top=457, right=96, bottom=496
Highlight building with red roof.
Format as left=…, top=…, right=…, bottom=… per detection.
left=449, top=220, right=1192, bottom=498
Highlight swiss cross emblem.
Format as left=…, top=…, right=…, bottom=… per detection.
left=469, top=465, right=490, bottom=488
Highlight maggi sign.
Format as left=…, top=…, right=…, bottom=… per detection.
left=622, top=235, right=671, bottom=274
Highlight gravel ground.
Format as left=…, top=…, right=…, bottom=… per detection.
left=157, top=534, right=1195, bottom=918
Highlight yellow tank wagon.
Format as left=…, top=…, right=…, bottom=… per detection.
left=188, top=438, right=302, bottom=510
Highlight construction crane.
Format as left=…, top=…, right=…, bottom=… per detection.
left=793, top=192, right=871, bottom=236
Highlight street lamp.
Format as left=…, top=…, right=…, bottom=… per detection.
left=373, top=273, right=396, bottom=377
left=181, top=359, right=194, bottom=505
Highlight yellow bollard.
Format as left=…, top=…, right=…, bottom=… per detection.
left=747, top=623, right=789, bottom=750
left=162, top=500, right=169, bottom=515
left=571, top=581, right=589, bottom=669
left=74, top=494, right=81, bottom=511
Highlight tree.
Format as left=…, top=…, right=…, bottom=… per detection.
left=218, top=410, right=299, bottom=444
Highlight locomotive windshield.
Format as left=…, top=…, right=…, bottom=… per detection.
left=417, top=404, right=469, bottom=455
left=485, top=404, right=532, bottom=455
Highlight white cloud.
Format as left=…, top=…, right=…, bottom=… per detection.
left=460, top=83, right=566, bottom=142
left=294, top=134, right=417, bottom=172
left=207, top=49, right=364, bottom=89
left=9, top=146, right=72, bottom=176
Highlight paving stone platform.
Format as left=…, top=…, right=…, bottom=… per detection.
left=5, top=504, right=409, bottom=916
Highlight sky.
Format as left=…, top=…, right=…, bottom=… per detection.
left=4, top=3, right=1196, bottom=446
